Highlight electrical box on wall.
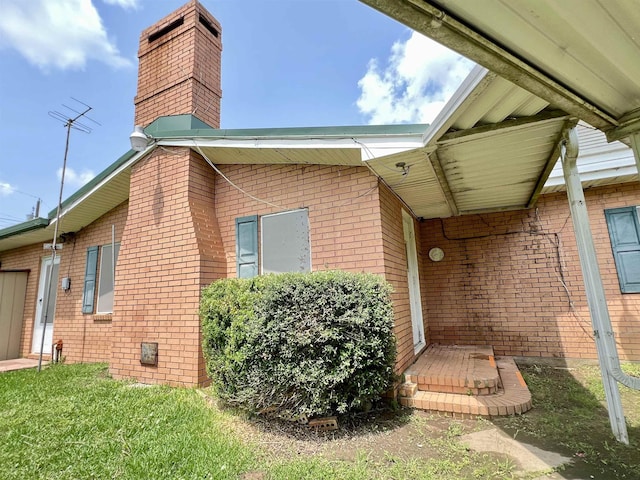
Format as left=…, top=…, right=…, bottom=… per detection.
left=140, top=342, right=158, bottom=366
left=61, top=277, right=71, bottom=291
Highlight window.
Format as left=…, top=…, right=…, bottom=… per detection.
left=605, top=207, right=640, bottom=293
left=97, top=243, right=120, bottom=313
left=82, top=243, right=120, bottom=314
left=235, top=209, right=311, bottom=278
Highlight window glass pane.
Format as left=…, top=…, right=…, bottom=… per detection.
left=261, top=209, right=310, bottom=274
left=97, top=243, right=120, bottom=313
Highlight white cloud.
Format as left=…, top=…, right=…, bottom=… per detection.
left=102, top=0, right=140, bottom=9
left=357, top=31, right=475, bottom=125
left=0, top=0, right=132, bottom=71
left=58, top=167, right=95, bottom=187
left=0, top=181, right=16, bottom=196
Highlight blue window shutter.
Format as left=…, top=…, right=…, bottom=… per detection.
left=605, top=207, right=640, bottom=293
left=82, top=246, right=99, bottom=313
left=236, top=215, right=258, bottom=278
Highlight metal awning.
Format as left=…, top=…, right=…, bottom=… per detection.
left=366, top=66, right=573, bottom=218
left=360, top=0, right=640, bottom=142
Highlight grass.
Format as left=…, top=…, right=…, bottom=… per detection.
left=0, top=363, right=251, bottom=479
left=493, top=362, right=640, bottom=479
left=1, top=361, right=639, bottom=479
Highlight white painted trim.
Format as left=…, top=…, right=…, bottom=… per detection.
left=402, top=209, right=426, bottom=354
left=422, top=64, right=492, bottom=145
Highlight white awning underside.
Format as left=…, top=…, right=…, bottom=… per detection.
left=360, top=0, right=640, bottom=141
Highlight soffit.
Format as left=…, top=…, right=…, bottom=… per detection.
left=0, top=169, right=130, bottom=253
left=438, top=116, right=569, bottom=214
left=368, top=68, right=570, bottom=219
left=196, top=146, right=363, bottom=166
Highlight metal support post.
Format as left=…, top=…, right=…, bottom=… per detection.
left=561, top=127, right=629, bottom=444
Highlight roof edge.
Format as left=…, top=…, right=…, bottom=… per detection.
left=146, top=115, right=429, bottom=139
left=47, top=149, right=137, bottom=219
left=0, top=217, right=49, bottom=241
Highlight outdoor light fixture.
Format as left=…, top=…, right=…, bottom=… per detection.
left=129, top=125, right=151, bottom=151
left=395, top=162, right=410, bottom=176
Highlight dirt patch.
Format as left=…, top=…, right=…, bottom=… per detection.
left=227, top=407, right=482, bottom=463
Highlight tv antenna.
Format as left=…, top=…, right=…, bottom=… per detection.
left=38, top=98, right=100, bottom=372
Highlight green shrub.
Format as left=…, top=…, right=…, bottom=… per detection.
left=200, top=271, right=396, bottom=418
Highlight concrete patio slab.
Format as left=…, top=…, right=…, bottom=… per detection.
left=0, top=358, right=46, bottom=373
left=460, top=427, right=571, bottom=475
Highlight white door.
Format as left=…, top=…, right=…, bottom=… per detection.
left=32, top=256, right=60, bottom=354
left=402, top=210, right=425, bottom=353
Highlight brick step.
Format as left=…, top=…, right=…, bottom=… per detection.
left=400, top=357, right=531, bottom=418
left=404, top=344, right=500, bottom=395
left=416, top=383, right=498, bottom=395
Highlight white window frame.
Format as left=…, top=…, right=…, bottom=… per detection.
left=96, top=243, right=120, bottom=314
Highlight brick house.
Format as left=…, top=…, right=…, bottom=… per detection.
left=1, top=0, right=639, bottom=387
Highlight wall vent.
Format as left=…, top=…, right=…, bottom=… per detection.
left=148, top=17, right=184, bottom=43
left=199, top=14, right=219, bottom=38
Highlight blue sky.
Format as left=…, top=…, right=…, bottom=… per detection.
left=0, top=0, right=473, bottom=227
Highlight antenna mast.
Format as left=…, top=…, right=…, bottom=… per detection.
left=38, top=99, right=99, bottom=372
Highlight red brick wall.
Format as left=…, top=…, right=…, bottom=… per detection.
left=420, top=182, right=640, bottom=361
left=378, top=183, right=428, bottom=373
left=134, top=1, right=222, bottom=128
left=214, top=164, right=385, bottom=276
left=111, top=148, right=226, bottom=386
left=0, top=201, right=128, bottom=361
left=54, top=202, right=128, bottom=363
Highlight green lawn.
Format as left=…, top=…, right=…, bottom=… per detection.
left=0, top=364, right=251, bottom=479
left=1, top=362, right=639, bottom=479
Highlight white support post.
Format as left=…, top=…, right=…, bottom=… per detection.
left=561, top=127, right=629, bottom=444
left=630, top=132, right=640, bottom=177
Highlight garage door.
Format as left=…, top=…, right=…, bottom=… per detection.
left=0, top=271, right=29, bottom=361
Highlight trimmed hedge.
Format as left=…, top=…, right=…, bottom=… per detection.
left=200, top=271, right=396, bottom=418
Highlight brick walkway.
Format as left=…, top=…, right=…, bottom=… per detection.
left=399, top=344, right=531, bottom=417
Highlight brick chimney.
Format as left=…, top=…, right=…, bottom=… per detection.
left=134, top=0, right=222, bottom=128
left=111, top=1, right=227, bottom=387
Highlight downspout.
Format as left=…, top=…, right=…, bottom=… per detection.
left=561, top=127, right=639, bottom=445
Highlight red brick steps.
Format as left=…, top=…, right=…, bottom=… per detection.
left=399, top=344, right=531, bottom=418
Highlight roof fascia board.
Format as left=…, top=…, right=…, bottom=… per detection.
left=0, top=217, right=49, bottom=241
left=359, top=0, right=618, bottom=132
left=151, top=124, right=429, bottom=140
left=422, top=65, right=496, bottom=145
left=606, top=109, right=640, bottom=142
left=161, top=135, right=423, bottom=150
left=438, top=110, right=570, bottom=145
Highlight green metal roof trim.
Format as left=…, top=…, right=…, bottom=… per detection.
left=147, top=115, right=429, bottom=139
left=0, top=217, right=50, bottom=241
left=46, top=148, right=137, bottom=218
left=144, top=114, right=213, bottom=134
left=1, top=115, right=428, bottom=242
